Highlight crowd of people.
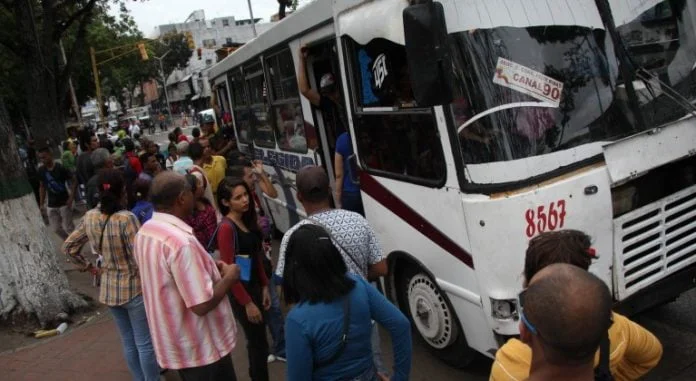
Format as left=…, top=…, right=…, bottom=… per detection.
left=19, top=47, right=662, bottom=380
left=21, top=118, right=663, bottom=381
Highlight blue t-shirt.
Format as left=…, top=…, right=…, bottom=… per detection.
left=285, top=275, right=412, bottom=381
left=335, top=132, right=360, bottom=194
left=131, top=200, right=154, bottom=225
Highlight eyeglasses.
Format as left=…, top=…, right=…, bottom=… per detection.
left=518, top=289, right=539, bottom=336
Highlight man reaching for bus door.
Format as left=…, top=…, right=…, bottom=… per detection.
left=298, top=46, right=364, bottom=214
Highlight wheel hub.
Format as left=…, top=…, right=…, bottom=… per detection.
left=407, top=274, right=456, bottom=349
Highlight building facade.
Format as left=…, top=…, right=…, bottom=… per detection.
left=156, top=10, right=274, bottom=112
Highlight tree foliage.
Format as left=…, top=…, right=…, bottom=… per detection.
left=151, top=31, right=194, bottom=87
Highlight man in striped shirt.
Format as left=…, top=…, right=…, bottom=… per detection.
left=134, top=171, right=241, bottom=381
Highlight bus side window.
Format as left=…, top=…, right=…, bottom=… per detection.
left=245, top=62, right=276, bottom=149
left=266, top=49, right=316, bottom=153
left=229, top=70, right=252, bottom=144
left=347, top=36, right=446, bottom=183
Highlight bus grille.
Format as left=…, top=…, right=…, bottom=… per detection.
left=613, top=184, right=696, bottom=300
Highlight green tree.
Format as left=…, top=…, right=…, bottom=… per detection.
left=151, top=31, right=194, bottom=90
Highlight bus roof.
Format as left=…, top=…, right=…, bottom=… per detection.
left=209, top=0, right=333, bottom=81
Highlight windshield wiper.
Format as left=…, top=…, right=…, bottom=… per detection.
left=635, top=67, right=696, bottom=120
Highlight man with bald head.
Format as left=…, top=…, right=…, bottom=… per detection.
left=275, top=165, right=389, bottom=374
left=520, top=263, right=613, bottom=381
left=134, top=171, right=241, bottom=380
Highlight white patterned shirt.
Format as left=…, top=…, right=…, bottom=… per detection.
left=275, top=209, right=384, bottom=280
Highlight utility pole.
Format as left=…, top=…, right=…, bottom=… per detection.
left=247, top=0, right=257, bottom=37
left=60, top=40, right=82, bottom=126
left=89, top=47, right=104, bottom=122
left=153, top=50, right=172, bottom=118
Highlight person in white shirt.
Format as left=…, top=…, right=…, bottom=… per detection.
left=129, top=120, right=141, bottom=137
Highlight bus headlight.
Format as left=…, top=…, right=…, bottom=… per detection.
left=490, top=298, right=518, bottom=320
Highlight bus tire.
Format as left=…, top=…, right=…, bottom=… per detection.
left=397, top=264, right=477, bottom=368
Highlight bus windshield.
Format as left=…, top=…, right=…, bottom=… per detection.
left=449, top=25, right=635, bottom=165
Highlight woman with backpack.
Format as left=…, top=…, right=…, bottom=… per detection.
left=490, top=230, right=663, bottom=381
left=63, top=169, right=159, bottom=381
left=216, top=177, right=271, bottom=381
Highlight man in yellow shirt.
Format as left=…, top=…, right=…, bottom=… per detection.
left=490, top=230, right=662, bottom=381
left=190, top=139, right=226, bottom=196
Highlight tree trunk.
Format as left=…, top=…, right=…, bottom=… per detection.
left=0, top=99, right=87, bottom=327
left=15, top=0, right=65, bottom=147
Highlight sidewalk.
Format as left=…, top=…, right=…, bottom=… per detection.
left=0, top=314, right=131, bottom=381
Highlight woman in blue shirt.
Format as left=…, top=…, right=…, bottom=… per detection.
left=282, top=224, right=412, bottom=381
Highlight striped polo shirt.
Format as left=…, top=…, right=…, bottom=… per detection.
left=134, top=212, right=237, bottom=370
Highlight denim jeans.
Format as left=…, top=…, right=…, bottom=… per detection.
left=371, top=321, right=387, bottom=375
left=266, top=275, right=286, bottom=357
left=110, top=294, right=160, bottom=381
left=47, top=205, right=74, bottom=238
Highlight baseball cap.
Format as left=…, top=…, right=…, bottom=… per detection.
left=320, top=73, right=336, bottom=92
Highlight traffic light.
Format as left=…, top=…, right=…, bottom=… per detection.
left=197, top=48, right=202, bottom=60
left=137, top=43, right=148, bottom=61
left=185, top=32, right=195, bottom=50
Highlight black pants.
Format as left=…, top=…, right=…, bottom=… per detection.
left=178, top=353, right=237, bottom=381
left=230, top=283, right=269, bottom=381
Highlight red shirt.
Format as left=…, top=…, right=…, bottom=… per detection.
left=184, top=202, right=218, bottom=248
left=178, top=134, right=189, bottom=143
left=125, top=152, right=143, bottom=174
left=216, top=220, right=268, bottom=305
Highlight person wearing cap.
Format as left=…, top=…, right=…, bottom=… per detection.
left=298, top=46, right=347, bottom=136
left=201, top=113, right=235, bottom=157
left=298, top=46, right=362, bottom=214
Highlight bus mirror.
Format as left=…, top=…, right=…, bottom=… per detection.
left=403, top=0, right=454, bottom=107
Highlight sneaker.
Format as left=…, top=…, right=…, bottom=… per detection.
left=267, top=354, right=277, bottom=363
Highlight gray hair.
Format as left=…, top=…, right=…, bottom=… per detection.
left=176, top=141, right=189, bottom=156
left=91, top=148, right=111, bottom=170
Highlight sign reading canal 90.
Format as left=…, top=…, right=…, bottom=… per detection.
left=493, top=57, right=564, bottom=107
left=254, top=148, right=315, bottom=172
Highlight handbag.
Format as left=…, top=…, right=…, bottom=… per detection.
left=206, top=219, right=252, bottom=282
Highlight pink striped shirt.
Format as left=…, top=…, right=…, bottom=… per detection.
left=134, top=212, right=237, bottom=370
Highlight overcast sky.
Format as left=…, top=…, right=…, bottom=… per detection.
left=118, top=0, right=291, bottom=37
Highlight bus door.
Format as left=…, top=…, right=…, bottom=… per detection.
left=304, top=40, right=345, bottom=204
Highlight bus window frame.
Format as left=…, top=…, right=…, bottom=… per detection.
left=341, top=36, right=447, bottom=189
left=228, top=67, right=252, bottom=145
left=264, top=48, right=309, bottom=154
left=244, top=59, right=277, bottom=149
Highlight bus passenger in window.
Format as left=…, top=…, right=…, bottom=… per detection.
left=298, top=46, right=348, bottom=135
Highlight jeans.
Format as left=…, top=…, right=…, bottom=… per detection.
left=47, top=205, right=74, bottom=238
left=266, top=276, right=286, bottom=358
left=341, top=191, right=365, bottom=216
left=178, top=354, right=237, bottom=381
left=230, top=284, right=269, bottom=381
left=109, top=295, right=160, bottom=381
left=371, top=321, right=387, bottom=375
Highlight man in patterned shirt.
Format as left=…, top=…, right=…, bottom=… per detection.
left=275, top=165, right=388, bottom=372
left=134, top=172, right=241, bottom=381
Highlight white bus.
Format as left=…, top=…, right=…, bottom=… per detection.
left=210, top=0, right=696, bottom=366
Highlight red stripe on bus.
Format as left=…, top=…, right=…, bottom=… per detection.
left=359, top=173, right=475, bottom=269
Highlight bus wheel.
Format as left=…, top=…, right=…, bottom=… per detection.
left=399, top=265, right=476, bottom=368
